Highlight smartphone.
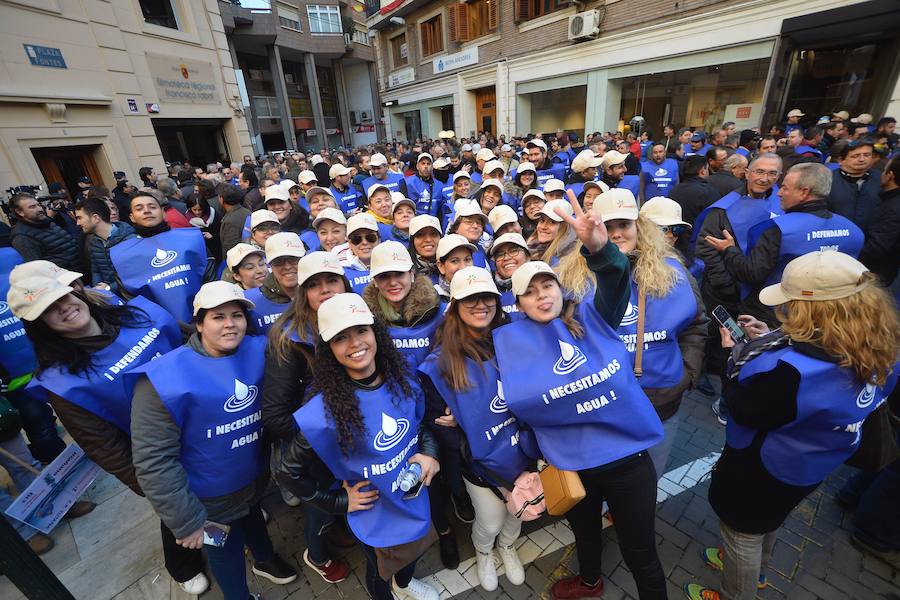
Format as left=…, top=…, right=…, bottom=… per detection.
left=202, top=521, right=231, bottom=547
left=402, top=482, right=424, bottom=501
left=712, top=305, right=749, bottom=344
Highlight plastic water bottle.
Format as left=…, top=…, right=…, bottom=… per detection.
left=397, top=463, right=422, bottom=492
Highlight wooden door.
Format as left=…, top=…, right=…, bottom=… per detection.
left=31, top=145, right=102, bottom=201
left=475, top=87, right=496, bottom=136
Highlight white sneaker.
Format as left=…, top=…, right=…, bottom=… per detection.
left=476, top=550, right=498, bottom=591
left=392, top=576, right=439, bottom=600
left=177, top=572, right=209, bottom=595
left=497, top=544, right=525, bottom=585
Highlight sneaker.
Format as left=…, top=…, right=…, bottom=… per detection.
left=438, top=528, right=459, bottom=570
left=392, top=576, right=439, bottom=600
left=64, top=501, right=96, bottom=519
left=702, top=547, right=767, bottom=588
left=177, top=572, right=209, bottom=595
left=252, top=555, right=298, bottom=584
left=476, top=550, right=498, bottom=592
left=27, top=533, right=54, bottom=555
left=279, top=485, right=301, bottom=507
left=711, top=398, right=728, bottom=426
left=497, top=544, right=525, bottom=585
left=684, top=582, right=720, bottom=600
left=551, top=575, right=604, bottom=599
left=451, top=492, right=475, bottom=523
left=302, top=549, right=349, bottom=583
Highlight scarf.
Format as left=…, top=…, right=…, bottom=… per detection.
left=132, top=220, right=171, bottom=238
left=367, top=210, right=393, bottom=226
left=376, top=293, right=404, bottom=325
left=726, top=330, right=791, bottom=380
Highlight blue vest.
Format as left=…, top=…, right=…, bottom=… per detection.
left=376, top=222, right=396, bottom=243
left=492, top=301, right=663, bottom=470
left=731, top=347, right=898, bottom=486
left=329, top=185, right=362, bottom=215
left=536, top=164, right=567, bottom=189
left=639, top=141, right=653, bottom=158
left=294, top=379, right=431, bottom=547
left=619, top=174, right=641, bottom=198
left=685, top=143, right=711, bottom=157
left=300, top=229, right=320, bottom=252
left=0, top=249, right=37, bottom=379
left=344, top=267, right=372, bottom=295
left=641, top=159, right=679, bottom=198
left=419, top=354, right=535, bottom=486
left=110, top=228, right=207, bottom=322
left=361, top=173, right=403, bottom=196
left=134, top=335, right=267, bottom=497
left=388, top=311, right=443, bottom=368
left=244, top=287, right=290, bottom=334
left=794, top=145, right=823, bottom=162
left=404, top=175, right=443, bottom=216
left=440, top=179, right=454, bottom=200
left=28, top=297, right=179, bottom=433
left=617, top=259, right=696, bottom=389
left=693, top=190, right=783, bottom=251
left=736, top=147, right=750, bottom=158
left=825, top=162, right=840, bottom=171
left=565, top=182, right=585, bottom=199
left=499, top=290, right=524, bottom=322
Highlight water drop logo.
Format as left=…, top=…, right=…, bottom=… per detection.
left=619, top=301, right=639, bottom=326
left=0, top=301, right=7, bottom=315
left=489, top=380, right=507, bottom=414
left=223, top=378, right=258, bottom=413
left=373, top=412, right=409, bottom=451
left=150, top=247, right=178, bottom=268
left=654, top=167, right=667, bottom=177
left=552, top=340, right=587, bottom=375
left=856, top=382, right=878, bottom=409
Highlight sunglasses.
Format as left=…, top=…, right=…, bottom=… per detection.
left=391, top=162, right=401, bottom=166
left=659, top=225, right=688, bottom=237
left=349, top=232, right=378, bottom=245
left=459, top=293, right=497, bottom=308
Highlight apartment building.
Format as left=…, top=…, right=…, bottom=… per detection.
left=365, top=0, right=900, bottom=141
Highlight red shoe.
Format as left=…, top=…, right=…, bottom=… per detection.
left=302, top=549, right=350, bottom=583
left=552, top=575, right=604, bottom=599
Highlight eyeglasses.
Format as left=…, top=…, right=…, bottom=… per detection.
left=659, top=225, right=687, bottom=237
left=459, top=216, right=484, bottom=226
left=459, top=293, right=497, bottom=308
left=391, top=162, right=401, bottom=166
left=349, top=232, right=378, bottom=245
left=493, top=246, right=525, bottom=260
left=750, top=169, right=780, bottom=178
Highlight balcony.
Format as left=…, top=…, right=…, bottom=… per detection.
left=364, top=0, right=435, bottom=30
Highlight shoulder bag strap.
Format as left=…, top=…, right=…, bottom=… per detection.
left=634, top=290, right=646, bottom=377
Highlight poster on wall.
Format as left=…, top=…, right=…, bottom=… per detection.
left=723, top=103, right=763, bottom=130
left=146, top=53, right=221, bottom=105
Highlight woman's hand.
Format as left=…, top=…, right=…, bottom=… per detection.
left=557, top=189, right=609, bottom=254
left=718, top=326, right=736, bottom=349
left=409, top=454, right=440, bottom=486
left=737, top=315, right=769, bottom=340
left=176, top=528, right=204, bottom=549
left=202, top=231, right=213, bottom=240
left=343, top=480, right=378, bottom=512
left=434, top=407, right=457, bottom=428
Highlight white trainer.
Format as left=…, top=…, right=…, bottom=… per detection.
left=497, top=544, right=525, bottom=585
left=177, top=572, right=209, bottom=595
left=476, top=550, right=499, bottom=591
left=392, top=576, right=439, bottom=600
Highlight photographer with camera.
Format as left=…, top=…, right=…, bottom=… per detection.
left=9, top=192, right=81, bottom=272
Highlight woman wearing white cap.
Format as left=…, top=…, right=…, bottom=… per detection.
left=493, top=194, right=668, bottom=599
left=245, top=209, right=282, bottom=250
left=519, top=188, right=546, bottom=241
left=526, top=198, right=577, bottom=267
left=244, top=232, right=305, bottom=334
left=475, top=178, right=506, bottom=220
left=446, top=199, right=489, bottom=267
left=687, top=251, right=900, bottom=600
left=312, top=207, right=348, bottom=253
left=639, top=196, right=704, bottom=281
left=441, top=170, right=473, bottom=231
left=264, top=183, right=310, bottom=235
left=365, top=183, right=396, bottom=241
left=505, top=161, right=538, bottom=210
left=594, top=188, right=709, bottom=479
left=225, top=243, right=267, bottom=291
left=434, top=233, right=476, bottom=299
left=580, top=180, right=607, bottom=213
left=389, top=193, right=417, bottom=243
left=131, top=281, right=297, bottom=600
left=277, top=293, right=442, bottom=600
left=418, top=266, right=536, bottom=592
left=338, top=213, right=380, bottom=294
left=489, top=233, right=529, bottom=319
left=407, top=215, right=442, bottom=284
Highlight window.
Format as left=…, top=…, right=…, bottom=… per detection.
left=514, top=0, right=569, bottom=22
left=278, top=5, right=302, bottom=31
left=390, top=33, right=408, bottom=68
left=252, top=96, right=281, bottom=119
left=139, top=0, right=179, bottom=29
left=448, top=0, right=497, bottom=43
left=420, top=14, right=444, bottom=57
left=307, top=4, right=342, bottom=34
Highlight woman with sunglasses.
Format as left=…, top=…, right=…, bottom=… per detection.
left=493, top=194, right=668, bottom=600
left=489, top=233, right=529, bottom=319
left=277, top=293, right=442, bottom=600
left=434, top=234, right=476, bottom=300
left=338, top=213, right=380, bottom=294
left=408, top=215, right=442, bottom=284
left=640, top=196, right=704, bottom=281
left=594, top=189, right=709, bottom=479
left=446, top=200, right=489, bottom=267
left=389, top=156, right=405, bottom=176
left=244, top=232, right=305, bottom=334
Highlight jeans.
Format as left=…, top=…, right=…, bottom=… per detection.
left=853, top=458, right=900, bottom=551
left=159, top=520, right=205, bottom=583
left=566, top=452, right=667, bottom=599
left=359, top=541, right=417, bottom=600
left=464, top=479, right=522, bottom=553
left=0, top=433, right=41, bottom=540
left=647, top=412, right=680, bottom=480
left=205, top=504, right=275, bottom=600
left=8, top=388, right=66, bottom=463
left=719, top=521, right=776, bottom=600
left=304, top=502, right=334, bottom=565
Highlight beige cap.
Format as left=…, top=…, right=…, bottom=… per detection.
left=280, top=179, right=300, bottom=192
left=409, top=214, right=442, bottom=237
left=329, top=163, right=352, bottom=179
left=312, top=207, right=347, bottom=229
left=450, top=266, right=499, bottom=300
left=453, top=199, right=488, bottom=224
left=759, top=250, right=870, bottom=306
left=433, top=157, right=450, bottom=170
left=265, top=184, right=290, bottom=203
left=832, top=110, right=850, bottom=120
left=582, top=180, right=610, bottom=195
left=192, top=281, right=255, bottom=316
left=522, top=189, right=546, bottom=204
left=309, top=154, right=325, bottom=166
left=250, top=209, right=280, bottom=229
left=476, top=148, right=496, bottom=162
left=482, top=160, right=505, bottom=176
left=369, top=240, right=414, bottom=278
left=543, top=179, right=565, bottom=194
left=488, top=205, right=519, bottom=232
left=526, top=139, right=547, bottom=152
left=366, top=182, right=391, bottom=200
left=437, top=233, right=477, bottom=260
left=851, top=113, right=873, bottom=125
left=346, top=212, right=379, bottom=236
left=392, top=195, right=417, bottom=213
left=369, top=153, right=388, bottom=167
left=317, top=292, right=374, bottom=341
left=787, top=108, right=805, bottom=118
left=417, top=152, right=433, bottom=163
left=7, top=276, right=74, bottom=321
left=305, top=186, right=333, bottom=203
left=453, top=170, right=472, bottom=182
left=592, top=188, right=639, bottom=222
left=479, top=178, right=505, bottom=194
left=601, top=150, right=628, bottom=168
left=570, top=149, right=602, bottom=174
left=296, top=251, right=345, bottom=287
left=489, top=232, right=528, bottom=257
left=516, top=162, right=536, bottom=175
left=297, top=170, right=318, bottom=184
left=10, top=260, right=82, bottom=287
left=226, top=243, right=265, bottom=270
left=639, top=196, right=690, bottom=228
left=265, top=231, right=306, bottom=262
left=511, top=261, right=559, bottom=296
left=538, top=199, right=574, bottom=223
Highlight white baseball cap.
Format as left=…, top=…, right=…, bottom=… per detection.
left=453, top=170, right=472, bottom=182
left=461, top=143, right=473, bottom=152
left=7, top=276, right=74, bottom=321
left=296, top=251, right=345, bottom=287
left=417, top=152, right=434, bottom=164
left=297, top=170, right=318, bottom=184
left=309, top=154, right=325, bottom=166
left=489, top=232, right=528, bottom=257
left=592, top=188, right=639, bottom=222
left=526, top=139, right=547, bottom=152
left=488, top=204, right=518, bottom=232
left=265, top=231, right=306, bottom=262
left=392, top=195, right=417, bottom=213
left=369, top=153, right=388, bottom=167
left=482, top=160, right=506, bottom=176
left=453, top=199, right=488, bottom=225
left=265, top=184, right=290, bottom=203
left=571, top=149, right=602, bottom=174
left=522, top=189, right=546, bottom=204
left=346, top=212, right=379, bottom=236
left=250, top=209, right=280, bottom=229
left=369, top=240, right=414, bottom=278
left=10, top=260, right=82, bottom=287
left=787, top=108, right=805, bottom=118
left=639, top=196, right=690, bottom=228
left=601, top=150, right=628, bottom=169
left=312, top=207, right=347, bottom=229
left=511, top=261, right=559, bottom=296
left=516, top=162, right=536, bottom=174
left=538, top=199, right=574, bottom=223
left=317, top=293, right=374, bottom=342
left=851, top=113, right=873, bottom=125
left=305, top=186, right=333, bottom=203
left=367, top=182, right=391, bottom=200
left=226, top=243, right=265, bottom=270
left=192, top=281, right=255, bottom=316
left=329, top=163, right=352, bottom=179
left=543, top=179, right=565, bottom=194
left=832, top=110, right=850, bottom=121
left=437, top=233, right=477, bottom=260
left=409, top=214, right=442, bottom=237
left=280, top=179, right=300, bottom=192
left=479, top=178, right=504, bottom=195
left=433, top=157, right=450, bottom=170
left=759, top=251, right=870, bottom=306
left=476, top=148, right=496, bottom=162
left=582, top=180, right=610, bottom=195
left=450, top=266, right=499, bottom=300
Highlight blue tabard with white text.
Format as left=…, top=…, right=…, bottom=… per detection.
left=388, top=311, right=443, bottom=368
left=492, top=301, right=663, bottom=471
left=730, top=347, right=898, bottom=486
left=499, top=290, right=524, bottom=321
left=536, top=165, right=566, bottom=189
left=329, top=185, right=363, bottom=215
left=344, top=267, right=372, bottom=295
left=294, top=379, right=431, bottom=548
left=110, top=228, right=207, bottom=322
left=361, top=173, right=404, bottom=196
left=693, top=190, right=783, bottom=252
left=301, top=229, right=321, bottom=252
left=404, top=175, right=443, bottom=216
left=28, top=296, right=180, bottom=433
left=0, top=248, right=37, bottom=379
left=244, top=287, right=290, bottom=334
left=641, top=158, right=680, bottom=199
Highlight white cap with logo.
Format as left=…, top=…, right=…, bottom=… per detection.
left=192, top=281, right=255, bottom=316
left=488, top=205, right=519, bottom=232
left=296, top=251, right=345, bottom=287
left=317, top=293, right=373, bottom=342
left=250, top=209, right=280, bottom=230
left=511, top=261, right=559, bottom=297
left=265, top=231, right=306, bottom=262
left=226, top=243, right=265, bottom=270
left=409, top=214, right=442, bottom=237
left=639, top=196, right=690, bottom=228
left=437, top=233, right=477, bottom=260
left=346, top=212, right=379, bottom=236
left=759, top=250, right=870, bottom=306
left=369, top=240, right=414, bottom=278
left=7, top=277, right=74, bottom=321
left=592, top=188, right=639, bottom=222
left=450, top=266, right=499, bottom=300
left=312, top=207, right=347, bottom=229
left=10, top=260, right=82, bottom=287
left=489, top=232, right=528, bottom=257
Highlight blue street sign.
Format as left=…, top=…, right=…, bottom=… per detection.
left=23, top=44, right=67, bottom=69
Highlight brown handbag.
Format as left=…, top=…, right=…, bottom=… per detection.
left=375, top=524, right=438, bottom=580
left=539, top=464, right=586, bottom=516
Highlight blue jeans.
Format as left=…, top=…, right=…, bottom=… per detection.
left=205, top=504, right=275, bottom=600
left=0, top=433, right=42, bottom=540
left=303, top=503, right=334, bottom=565
left=359, top=541, right=417, bottom=600
left=8, top=388, right=66, bottom=463
left=648, top=412, right=680, bottom=480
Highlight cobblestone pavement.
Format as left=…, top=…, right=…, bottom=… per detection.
left=1, top=384, right=897, bottom=600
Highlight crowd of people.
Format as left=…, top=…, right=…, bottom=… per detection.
left=0, top=106, right=898, bottom=600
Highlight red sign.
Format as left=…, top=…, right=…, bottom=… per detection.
left=356, top=124, right=375, bottom=133
left=736, top=106, right=752, bottom=119
left=379, top=0, right=404, bottom=15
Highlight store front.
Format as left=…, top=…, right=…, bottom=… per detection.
left=152, top=119, right=231, bottom=165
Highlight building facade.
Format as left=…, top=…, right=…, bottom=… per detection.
left=366, top=0, right=900, bottom=141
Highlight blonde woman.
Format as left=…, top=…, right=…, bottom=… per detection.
left=688, top=251, right=900, bottom=600
left=526, top=199, right=576, bottom=267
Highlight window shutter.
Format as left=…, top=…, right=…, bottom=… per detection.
left=448, top=4, right=459, bottom=42
left=487, top=0, right=498, bottom=31
left=514, top=0, right=530, bottom=22
left=457, top=3, right=471, bottom=42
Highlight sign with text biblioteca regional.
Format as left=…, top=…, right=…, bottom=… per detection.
left=433, top=47, right=479, bottom=75
left=147, top=53, right=220, bottom=105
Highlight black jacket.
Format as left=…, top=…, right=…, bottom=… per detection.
left=668, top=176, right=721, bottom=231
left=87, top=222, right=136, bottom=290
left=241, top=187, right=264, bottom=212
left=859, top=187, right=900, bottom=287
left=219, top=205, right=250, bottom=255
left=10, top=218, right=81, bottom=271
left=707, top=171, right=743, bottom=199
left=826, top=169, right=882, bottom=232
left=261, top=336, right=313, bottom=443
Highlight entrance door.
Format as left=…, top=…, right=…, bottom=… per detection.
left=475, top=87, right=496, bottom=136
left=31, top=145, right=102, bottom=201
